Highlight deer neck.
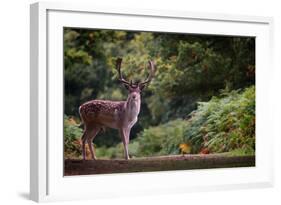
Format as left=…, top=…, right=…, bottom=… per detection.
left=125, top=97, right=141, bottom=122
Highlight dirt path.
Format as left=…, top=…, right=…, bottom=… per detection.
left=64, top=154, right=255, bottom=176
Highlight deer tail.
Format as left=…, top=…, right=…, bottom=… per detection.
left=78, top=106, right=85, bottom=129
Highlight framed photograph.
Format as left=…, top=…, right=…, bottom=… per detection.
left=30, top=2, right=274, bottom=202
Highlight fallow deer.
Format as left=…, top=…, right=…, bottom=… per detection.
left=79, top=58, right=155, bottom=160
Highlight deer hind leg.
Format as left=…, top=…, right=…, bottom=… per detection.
left=79, top=109, right=87, bottom=160
left=87, top=126, right=101, bottom=160
left=81, top=126, right=97, bottom=160
left=82, top=126, right=101, bottom=160
left=81, top=131, right=87, bottom=160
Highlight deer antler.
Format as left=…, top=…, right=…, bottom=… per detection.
left=139, top=60, right=155, bottom=86
left=116, top=58, right=131, bottom=85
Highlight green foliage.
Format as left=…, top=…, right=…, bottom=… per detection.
left=95, top=120, right=186, bottom=158
left=64, top=115, right=83, bottom=158
left=148, top=41, right=233, bottom=122
left=136, top=120, right=186, bottom=156
left=184, top=86, right=255, bottom=154
left=226, top=148, right=255, bottom=156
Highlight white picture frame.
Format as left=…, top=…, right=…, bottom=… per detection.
left=30, top=1, right=274, bottom=202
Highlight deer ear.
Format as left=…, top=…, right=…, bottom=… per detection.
left=139, top=84, right=146, bottom=91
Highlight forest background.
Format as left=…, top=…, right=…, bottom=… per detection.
left=63, top=28, right=255, bottom=159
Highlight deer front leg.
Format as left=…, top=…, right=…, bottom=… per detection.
left=125, top=128, right=131, bottom=146
left=120, top=128, right=130, bottom=160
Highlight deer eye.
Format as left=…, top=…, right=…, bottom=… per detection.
left=123, top=84, right=130, bottom=90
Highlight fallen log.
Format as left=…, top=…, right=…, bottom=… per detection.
left=64, top=154, right=255, bottom=176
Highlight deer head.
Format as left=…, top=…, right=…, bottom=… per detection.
left=115, top=58, right=155, bottom=102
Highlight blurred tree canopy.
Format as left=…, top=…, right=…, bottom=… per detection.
left=64, top=28, right=255, bottom=151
